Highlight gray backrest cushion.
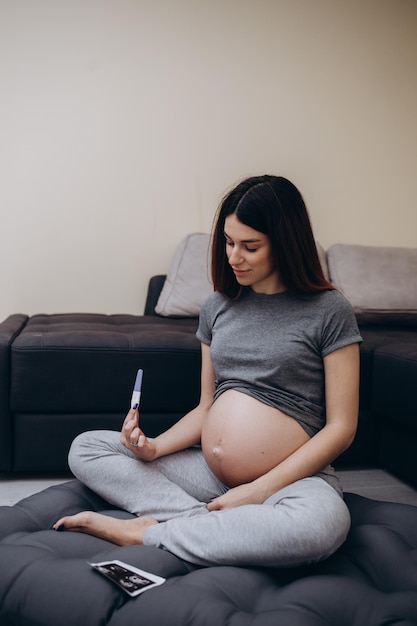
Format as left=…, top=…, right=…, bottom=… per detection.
left=327, top=243, right=417, bottom=325
left=155, top=233, right=212, bottom=317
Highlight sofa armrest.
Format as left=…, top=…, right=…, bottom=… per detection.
left=144, top=275, right=167, bottom=315
left=0, top=314, right=29, bottom=471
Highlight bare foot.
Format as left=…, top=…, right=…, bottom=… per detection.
left=52, top=511, right=158, bottom=546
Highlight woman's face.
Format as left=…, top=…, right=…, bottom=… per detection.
left=224, top=213, right=285, bottom=294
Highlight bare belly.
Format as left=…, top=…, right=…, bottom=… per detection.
left=201, top=389, right=310, bottom=486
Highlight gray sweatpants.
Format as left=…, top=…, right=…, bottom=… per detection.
left=68, top=430, right=351, bottom=568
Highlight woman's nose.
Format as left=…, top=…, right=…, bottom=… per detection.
left=229, top=246, right=243, bottom=265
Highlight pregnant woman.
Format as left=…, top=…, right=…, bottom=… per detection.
left=54, top=175, right=361, bottom=568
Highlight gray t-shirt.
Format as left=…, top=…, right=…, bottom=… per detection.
left=197, top=288, right=362, bottom=438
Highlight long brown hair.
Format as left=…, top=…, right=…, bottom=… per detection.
left=211, top=175, right=334, bottom=298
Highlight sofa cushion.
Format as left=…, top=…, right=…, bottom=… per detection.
left=1, top=481, right=417, bottom=626
left=327, top=244, right=417, bottom=326
left=372, top=343, right=417, bottom=430
left=357, top=326, right=417, bottom=409
left=155, top=233, right=213, bottom=317
left=371, top=342, right=417, bottom=486
left=11, top=313, right=200, bottom=415
left=9, top=313, right=201, bottom=471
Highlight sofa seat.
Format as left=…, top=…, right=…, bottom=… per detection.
left=372, top=343, right=417, bottom=486
left=9, top=312, right=200, bottom=471
left=1, top=480, right=417, bottom=626
left=11, top=313, right=200, bottom=414
left=334, top=325, right=417, bottom=468
left=3, top=310, right=417, bottom=473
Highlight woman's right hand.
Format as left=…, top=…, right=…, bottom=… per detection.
left=120, top=408, right=158, bottom=461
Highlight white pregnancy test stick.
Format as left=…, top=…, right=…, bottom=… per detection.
left=131, top=369, right=143, bottom=409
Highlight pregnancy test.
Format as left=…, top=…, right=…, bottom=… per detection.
left=131, top=369, right=143, bottom=409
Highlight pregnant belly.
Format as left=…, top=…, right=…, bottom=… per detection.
left=201, top=389, right=310, bottom=486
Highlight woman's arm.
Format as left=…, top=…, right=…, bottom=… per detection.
left=121, top=342, right=216, bottom=461
left=208, top=342, right=360, bottom=510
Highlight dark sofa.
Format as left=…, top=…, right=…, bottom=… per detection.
left=1, top=237, right=417, bottom=625
left=1, top=281, right=417, bottom=479
left=1, top=265, right=417, bottom=484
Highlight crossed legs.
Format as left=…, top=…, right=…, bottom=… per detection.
left=54, top=430, right=351, bottom=567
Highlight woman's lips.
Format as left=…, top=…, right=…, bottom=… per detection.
left=232, top=269, right=249, bottom=277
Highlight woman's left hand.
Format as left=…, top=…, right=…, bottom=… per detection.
left=207, top=481, right=267, bottom=511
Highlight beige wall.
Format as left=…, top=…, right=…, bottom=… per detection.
left=1, top=0, right=416, bottom=320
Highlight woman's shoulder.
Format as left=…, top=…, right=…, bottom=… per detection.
left=200, top=290, right=229, bottom=315
left=313, top=290, right=360, bottom=340
left=296, top=288, right=356, bottom=320
left=197, top=291, right=231, bottom=340
left=317, top=288, right=354, bottom=310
